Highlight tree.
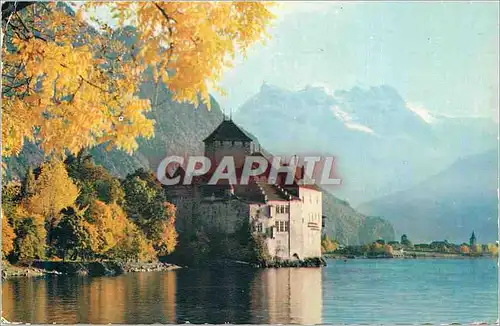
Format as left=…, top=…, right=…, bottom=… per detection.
left=85, top=200, right=129, bottom=256
left=486, top=243, right=498, bottom=256
left=110, top=222, right=156, bottom=262
left=52, top=207, right=82, bottom=260
left=122, top=172, right=178, bottom=256
left=1, top=179, right=22, bottom=220
left=401, top=234, right=412, bottom=247
left=321, top=234, right=338, bottom=253
left=2, top=2, right=274, bottom=157
left=65, top=152, right=124, bottom=206
left=152, top=202, right=177, bottom=256
left=12, top=207, right=46, bottom=264
left=2, top=211, right=16, bottom=259
left=27, top=160, right=79, bottom=229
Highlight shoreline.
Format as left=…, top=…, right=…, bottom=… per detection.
left=324, top=252, right=497, bottom=260
left=1, top=261, right=182, bottom=280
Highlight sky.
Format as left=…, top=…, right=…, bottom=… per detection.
left=83, top=1, right=499, bottom=121
left=212, top=2, right=499, bottom=122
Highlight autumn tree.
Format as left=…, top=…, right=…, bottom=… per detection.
left=86, top=200, right=129, bottom=256
left=27, top=160, right=79, bottom=229
left=2, top=212, right=16, bottom=260
left=152, top=202, right=177, bottom=256
left=321, top=234, right=338, bottom=253
left=109, top=222, right=156, bottom=263
left=486, top=243, right=498, bottom=256
left=2, top=2, right=274, bottom=158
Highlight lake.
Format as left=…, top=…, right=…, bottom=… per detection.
left=2, top=258, right=498, bottom=324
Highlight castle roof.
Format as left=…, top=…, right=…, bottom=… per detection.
left=203, top=119, right=253, bottom=143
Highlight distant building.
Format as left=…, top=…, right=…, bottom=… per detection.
left=165, top=118, right=322, bottom=260
left=470, top=231, right=476, bottom=247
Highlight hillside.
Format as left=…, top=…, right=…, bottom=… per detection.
left=323, top=191, right=395, bottom=245
left=358, top=150, right=498, bottom=243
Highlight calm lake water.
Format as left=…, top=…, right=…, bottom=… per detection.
left=2, top=258, right=498, bottom=324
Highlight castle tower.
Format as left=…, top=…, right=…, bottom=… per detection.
left=469, top=231, right=476, bottom=247
left=203, top=117, right=253, bottom=169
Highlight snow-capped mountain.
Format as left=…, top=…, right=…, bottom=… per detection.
left=234, top=83, right=497, bottom=205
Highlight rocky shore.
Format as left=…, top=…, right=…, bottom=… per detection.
left=1, top=261, right=181, bottom=280
left=253, top=257, right=327, bottom=268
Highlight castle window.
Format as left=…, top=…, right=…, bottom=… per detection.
left=275, top=220, right=279, bottom=231
left=285, top=206, right=289, bottom=214
left=284, top=221, right=289, bottom=232
left=257, top=223, right=263, bottom=233
left=279, top=221, right=285, bottom=232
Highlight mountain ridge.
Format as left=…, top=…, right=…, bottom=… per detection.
left=357, top=149, right=498, bottom=243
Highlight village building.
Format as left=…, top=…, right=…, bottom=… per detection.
left=164, top=118, right=322, bottom=260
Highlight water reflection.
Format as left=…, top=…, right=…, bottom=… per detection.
left=2, top=267, right=322, bottom=324
left=2, top=271, right=177, bottom=324
left=249, top=268, right=322, bottom=324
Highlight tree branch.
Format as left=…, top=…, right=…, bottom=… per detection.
left=2, top=1, right=35, bottom=21
left=154, top=3, right=176, bottom=36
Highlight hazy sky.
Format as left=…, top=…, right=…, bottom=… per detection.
left=85, top=2, right=499, bottom=121
left=213, top=2, right=499, bottom=121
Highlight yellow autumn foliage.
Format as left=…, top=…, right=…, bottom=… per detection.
left=2, top=2, right=274, bottom=157
left=87, top=200, right=129, bottom=255
left=27, top=160, right=79, bottom=225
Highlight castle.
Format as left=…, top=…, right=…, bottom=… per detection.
left=165, top=118, right=322, bottom=260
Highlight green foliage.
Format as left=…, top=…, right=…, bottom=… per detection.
left=401, top=234, right=413, bottom=247
left=2, top=180, right=22, bottom=221
left=52, top=208, right=82, bottom=260
left=249, top=233, right=271, bottom=263
left=13, top=210, right=46, bottom=264
left=122, top=171, right=178, bottom=256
